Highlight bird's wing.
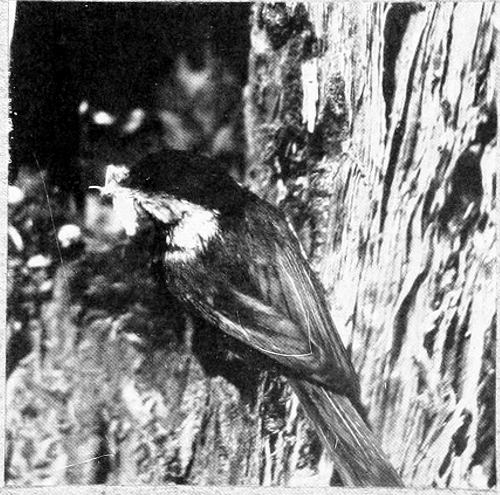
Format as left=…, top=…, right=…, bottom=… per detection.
left=183, top=200, right=359, bottom=395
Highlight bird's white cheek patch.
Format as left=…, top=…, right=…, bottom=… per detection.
left=165, top=204, right=219, bottom=263
left=112, top=193, right=139, bottom=236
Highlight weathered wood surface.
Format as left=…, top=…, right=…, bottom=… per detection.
left=6, top=2, right=496, bottom=489
left=244, top=2, right=496, bottom=488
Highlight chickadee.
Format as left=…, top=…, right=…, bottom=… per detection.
left=95, top=149, right=402, bottom=486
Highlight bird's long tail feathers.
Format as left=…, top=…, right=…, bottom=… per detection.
left=289, top=379, right=403, bottom=486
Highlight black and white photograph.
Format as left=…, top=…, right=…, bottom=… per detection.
left=5, top=1, right=497, bottom=490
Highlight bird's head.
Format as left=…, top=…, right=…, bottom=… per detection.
left=93, top=149, right=245, bottom=260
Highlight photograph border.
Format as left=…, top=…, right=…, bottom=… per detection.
left=0, top=1, right=497, bottom=493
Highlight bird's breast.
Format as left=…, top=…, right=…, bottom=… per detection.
left=162, top=202, right=220, bottom=264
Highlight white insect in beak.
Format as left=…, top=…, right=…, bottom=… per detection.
left=90, top=165, right=139, bottom=237
left=112, top=193, right=139, bottom=237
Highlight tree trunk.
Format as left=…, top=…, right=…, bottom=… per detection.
left=244, top=2, right=496, bottom=489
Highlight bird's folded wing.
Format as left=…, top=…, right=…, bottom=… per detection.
left=191, top=207, right=358, bottom=393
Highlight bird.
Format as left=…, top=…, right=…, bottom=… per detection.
left=94, top=148, right=403, bottom=486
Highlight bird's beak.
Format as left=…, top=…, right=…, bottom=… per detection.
left=89, top=165, right=130, bottom=197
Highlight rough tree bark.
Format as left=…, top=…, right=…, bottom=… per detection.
left=6, top=2, right=496, bottom=489
left=244, top=2, right=496, bottom=488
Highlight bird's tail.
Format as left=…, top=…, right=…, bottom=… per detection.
left=289, top=379, right=403, bottom=486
